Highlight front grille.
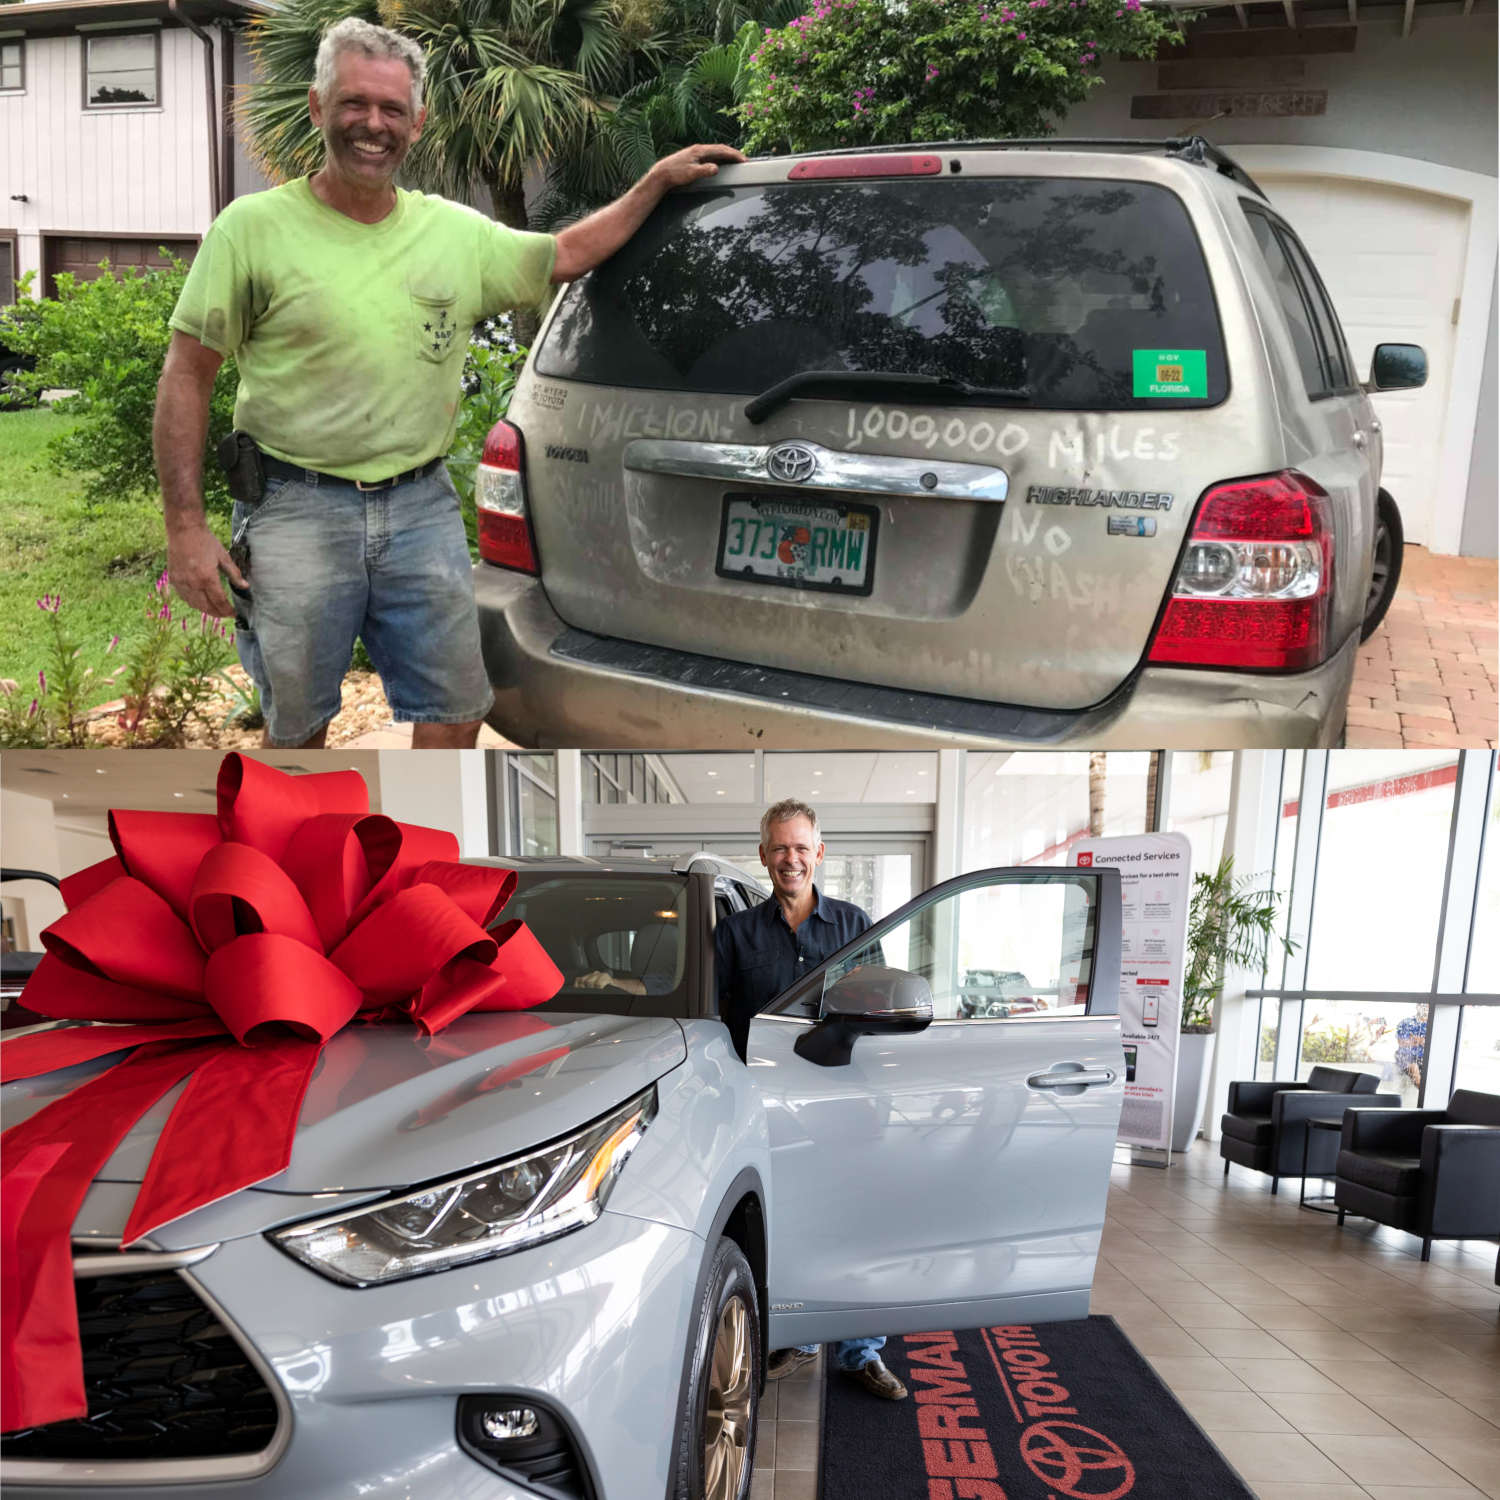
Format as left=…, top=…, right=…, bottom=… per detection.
left=0, top=1268, right=280, bottom=1461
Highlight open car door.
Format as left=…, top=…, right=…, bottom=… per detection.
left=750, top=866, right=1123, bottom=1349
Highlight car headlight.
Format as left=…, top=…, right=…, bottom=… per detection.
left=269, top=1087, right=657, bottom=1287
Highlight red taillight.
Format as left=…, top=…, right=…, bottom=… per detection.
left=788, top=154, right=943, bottom=180
left=476, top=419, right=539, bottom=574
left=1148, top=470, right=1334, bottom=673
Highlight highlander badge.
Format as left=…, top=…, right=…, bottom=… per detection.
left=766, top=442, right=819, bottom=485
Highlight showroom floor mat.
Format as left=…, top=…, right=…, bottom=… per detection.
left=817, top=1316, right=1255, bottom=1500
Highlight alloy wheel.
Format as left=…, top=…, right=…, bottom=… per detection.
left=702, top=1293, right=753, bottom=1500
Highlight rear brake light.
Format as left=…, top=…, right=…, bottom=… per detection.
left=476, top=419, right=539, bottom=574
left=789, top=155, right=943, bottom=180
left=1148, top=471, right=1334, bottom=672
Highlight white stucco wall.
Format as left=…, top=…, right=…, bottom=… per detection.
left=1060, top=13, right=1497, bottom=176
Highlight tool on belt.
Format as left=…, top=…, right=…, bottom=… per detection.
left=216, top=430, right=263, bottom=582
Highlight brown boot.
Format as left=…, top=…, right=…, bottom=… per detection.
left=847, top=1359, right=907, bottom=1399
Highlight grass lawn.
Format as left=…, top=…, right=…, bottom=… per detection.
left=0, top=406, right=186, bottom=690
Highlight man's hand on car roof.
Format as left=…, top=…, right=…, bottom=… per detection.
left=649, top=143, right=748, bottom=190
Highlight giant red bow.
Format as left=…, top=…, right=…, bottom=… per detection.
left=0, top=754, right=562, bottom=1434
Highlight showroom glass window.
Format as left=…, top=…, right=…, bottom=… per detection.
left=1168, top=751, right=1234, bottom=880
left=1298, top=752, right=1458, bottom=1099
left=509, top=754, right=559, bottom=856
left=1256, top=751, right=1303, bottom=1079
left=961, top=751, right=1151, bottom=872
left=1455, top=753, right=1500, bottom=1095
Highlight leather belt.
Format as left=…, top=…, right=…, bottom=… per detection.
left=261, top=454, right=445, bottom=492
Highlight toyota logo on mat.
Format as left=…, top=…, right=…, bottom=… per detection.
left=766, top=442, right=818, bottom=484
left=1019, top=1421, right=1136, bottom=1500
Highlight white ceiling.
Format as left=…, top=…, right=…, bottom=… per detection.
left=2, top=750, right=385, bottom=821
left=653, top=752, right=941, bottom=805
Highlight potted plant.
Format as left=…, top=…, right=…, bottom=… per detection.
left=1172, top=855, right=1298, bottom=1153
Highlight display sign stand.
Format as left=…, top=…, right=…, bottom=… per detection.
left=1075, top=833, right=1192, bottom=1168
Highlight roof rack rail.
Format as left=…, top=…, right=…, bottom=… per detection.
left=771, top=135, right=1267, bottom=198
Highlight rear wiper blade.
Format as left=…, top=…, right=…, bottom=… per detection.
left=744, top=369, right=1031, bottom=425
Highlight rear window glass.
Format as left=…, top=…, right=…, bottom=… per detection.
left=538, top=176, right=1228, bottom=410
left=495, top=872, right=695, bottom=1018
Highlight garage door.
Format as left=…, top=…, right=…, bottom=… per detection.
left=42, top=236, right=198, bottom=298
left=1255, top=173, right=1467, bottom=549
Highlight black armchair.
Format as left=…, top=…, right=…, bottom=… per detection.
left=1220, top=1066, right=1400, bottom=1194
left=1334, top=1089, right=1500, bottom=1259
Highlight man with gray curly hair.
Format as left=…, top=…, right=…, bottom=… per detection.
left=713, top=797, right=908, bottom=1403
left=154, top=16, right=742, bottom=748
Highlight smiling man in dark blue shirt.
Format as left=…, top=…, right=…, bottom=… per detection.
left=713, top=797, right=907, bottom=1402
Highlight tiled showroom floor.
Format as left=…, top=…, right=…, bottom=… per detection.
left=753, top=1141, right=1500, bottom=1500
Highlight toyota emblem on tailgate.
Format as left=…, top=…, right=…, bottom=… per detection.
left=766, top=442, right=818, bottom=484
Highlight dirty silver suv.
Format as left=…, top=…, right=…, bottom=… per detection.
left=472, top=137, right=1425, bottom=749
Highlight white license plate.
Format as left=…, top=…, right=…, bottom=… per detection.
left=715, top=494, right=878, bottom=597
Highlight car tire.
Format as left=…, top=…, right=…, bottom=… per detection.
left=1360, top=488, right=1403, bottom=643
left=671, top=1236, right=761, bottom=1500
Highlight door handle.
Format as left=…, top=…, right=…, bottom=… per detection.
left=1352, top=431, right=1367, bottom=450
left=1027, top=1068, right=1116, bottom=1089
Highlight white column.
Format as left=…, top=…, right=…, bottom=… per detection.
left=1420, top=750, right=1492, bottom=1105
left=932, top=749, right=964, bottom=882
left=556, top=750, right=584, bottom=857
left=1201, top=751, right=1281, bottom=1142
left=378, top=750, right=487, bottom=850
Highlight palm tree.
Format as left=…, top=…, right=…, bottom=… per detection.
left=238, top=0, right=786, bottom=230
left=240, top=0, right=615, bottom=227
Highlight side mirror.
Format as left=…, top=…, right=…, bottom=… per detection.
left=1368, top=343, right=1427, bottom=392
left=795, top=966, right=933, bottom=1067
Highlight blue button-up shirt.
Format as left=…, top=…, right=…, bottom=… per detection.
left=714, top=887, right=871, bottom=1055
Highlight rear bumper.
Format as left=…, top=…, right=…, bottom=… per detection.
left=475, top=566, right=1354, bottom=749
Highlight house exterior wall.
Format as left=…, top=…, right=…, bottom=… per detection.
left=1059, top=14, right=1495, bottom=176
left=1, top=23, right=241, bottom=291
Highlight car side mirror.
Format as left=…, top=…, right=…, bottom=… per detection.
left=794, top=966, right=934, bottom=1068
left=1368, top=343, right=1427, bottom=392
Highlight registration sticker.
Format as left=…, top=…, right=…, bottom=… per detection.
left=1132, top=349, right=1208, bottom=399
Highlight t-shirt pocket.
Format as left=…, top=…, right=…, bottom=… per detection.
left=410, top=283, right=459, bottom=364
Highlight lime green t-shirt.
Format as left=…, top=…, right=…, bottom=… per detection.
left=169, top=178, right=556, bottom=481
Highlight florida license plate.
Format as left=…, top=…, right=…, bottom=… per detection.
left=716, top=495, right=878, bottom=597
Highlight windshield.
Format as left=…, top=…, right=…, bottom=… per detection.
left=538, top=176, right=1227, bottom=410
left=495, top=872, right=694, bottom=1018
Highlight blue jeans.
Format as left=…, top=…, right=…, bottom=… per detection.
left=229, top=464, right=493, bottom=746
left=798, top=1338, right=885, bottom=1372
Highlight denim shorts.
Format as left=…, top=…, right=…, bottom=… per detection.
left=229, top=464, right=494, bottom=746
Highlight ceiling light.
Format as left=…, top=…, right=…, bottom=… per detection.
left=707, top=770, right=718, bottom=777
left=173, top=792, right=184, bottom=798
left=95, top=767, right=106, bottom=775
left=813, top=770, right=823, bottom=777
left=715, top=789, right=725, bottom=796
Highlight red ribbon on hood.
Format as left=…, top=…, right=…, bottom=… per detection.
left=0, top=754, right=562, bottom=1434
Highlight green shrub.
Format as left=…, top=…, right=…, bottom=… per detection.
left=738, top=0, right=1187, bottom=153
left=0, top=263, right=240, bottom=516
left=447, top=317, right=528, bottom=557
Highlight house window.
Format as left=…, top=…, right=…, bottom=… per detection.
left=84, top=31, right=159, bottom=108
left=0, top=40, right=23, bottom=92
